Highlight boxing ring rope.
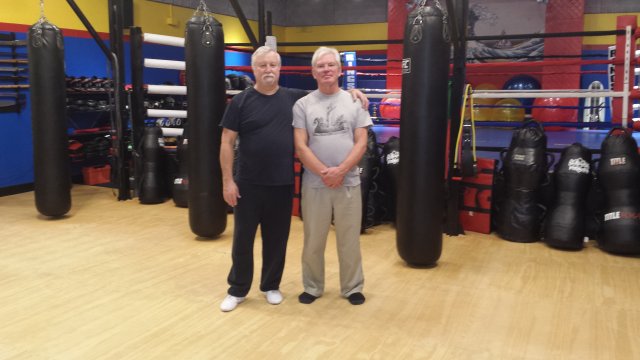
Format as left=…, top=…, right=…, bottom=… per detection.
left=144, top=58, right=185, bottom=71
left=143, top=33, right=185, bottom=47
left=146, top=84, right=186, bottom=95
left=131, top=23, right=639, bottom=135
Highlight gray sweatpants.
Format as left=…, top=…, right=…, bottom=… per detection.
left=301, top=183, right=365, bottom=297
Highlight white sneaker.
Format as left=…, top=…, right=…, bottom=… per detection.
left=220, top=295, right=245, bottom=312
left=263, top=290, right=283, bottom=305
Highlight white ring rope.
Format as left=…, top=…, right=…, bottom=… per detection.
left=143, top=33, right=185, bottom=47
left=365, top=93, right=401, bottom=99
left=148, top=109, right=187, bottom=118
left=365, top=90, right=630, bottom=100
left=144, top=58, right=185, bottom=70
left=146, top=85, right=243, bottom=97
left=161, top=127, right=184, bottom=137
left=472, top=89, right=628, bottom=99
left=148, top=85, right=186, bottom=95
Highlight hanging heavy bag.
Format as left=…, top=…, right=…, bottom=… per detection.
left=185, top=9, right=227, bottom=237
left=496, top=120, right=548, bottom=243
left=28, top=20, right=71, bottom=217
left=543, top=143, right=592, bottom=250
left=138, top=126, right=165, bottom=204
left=597, top=128, right=640, bottom=255
left=395, top=3, right=450, bottom=266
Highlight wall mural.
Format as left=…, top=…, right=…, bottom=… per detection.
left=466, top=1, right=546, bottom=63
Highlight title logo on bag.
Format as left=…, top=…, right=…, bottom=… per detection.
left=387, top=150, right=400, bottom=165
left=402, top=58, right=411, bottom=74
left=568, top=158, right=590, bottom=174
left=604, top=211, right=640, bottom=221
left=610, top=157, right=626, bottom=166
left=604, top=211, right=620, bottom=221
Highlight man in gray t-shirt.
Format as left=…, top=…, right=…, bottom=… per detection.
left=293, top=47, right=373, bottom=306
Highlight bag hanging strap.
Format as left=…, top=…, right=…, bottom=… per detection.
left=454, top=84, right=477, bottom=177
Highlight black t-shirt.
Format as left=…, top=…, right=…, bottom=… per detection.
left=220, top=87, right=307, bottom=185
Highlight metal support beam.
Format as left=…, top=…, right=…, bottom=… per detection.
left=228, top=0, right=259, bottom=49
left=258, top=0, right=265, bottom=45
left=66, top=0, right=130, bottom=200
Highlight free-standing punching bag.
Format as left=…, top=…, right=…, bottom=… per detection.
left=396, top=4, right=450, bottom=266
left=172, top=132, right=189, bottom=208
left=597, top=128, right=640, bottom=255
left=543, top=143, right=592, bottom=250
left=358, top=128, right=380, bottom=232
left=28, top=21, right=71, bottom=217
left=496, top=121, right=548, bottom=243
left=138, top=126, right=165, bottom=204
left=381, top=136, right=400, bottom=223
left=185, top=13, right=227, bottom=237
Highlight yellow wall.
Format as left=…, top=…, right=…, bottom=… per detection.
left=2, top=2, right=639, bottom=50
left=0, top=0, right=387, bottom=52
left=583, top=12, right=640, bottom=46
left=1, top=0, right=109, bottom=31
left=281, top=23, right=388, bottom=53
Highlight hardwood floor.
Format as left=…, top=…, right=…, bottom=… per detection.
left=1, top=185, right=639, bottom=359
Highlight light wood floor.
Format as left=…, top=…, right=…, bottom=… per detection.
left=1, top=185, right=640, bottom=359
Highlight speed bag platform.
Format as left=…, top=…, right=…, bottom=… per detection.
left=459, top=158, right=496, bottom=234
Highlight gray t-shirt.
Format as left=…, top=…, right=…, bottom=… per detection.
left=292, top=89, right=373, bottom=188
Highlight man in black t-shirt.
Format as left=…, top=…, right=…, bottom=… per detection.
left=219, top=46, right=368, bottom=312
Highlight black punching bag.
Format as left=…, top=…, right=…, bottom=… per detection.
left=28, top=21, right=71, bottom=217
left=597, top=128, right=640, bottom=254
left=138, top=126, right=165, bottom=204
left=172, top=134, right=189, bottom=208
left=496, top=121, right=548, bottom=243
left=381, top=136, right=400, bottom=223
left=185, top=15, right=227, bottom=237
left=543, top=143, right=592, bottom=250
left=396, top=5, right=449, bottom=266
left=358, top=128, right=379, bottom=232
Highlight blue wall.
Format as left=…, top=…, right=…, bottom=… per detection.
left=0, top=31, right=253, bottom=190
left=0, top=31, right=31, bottom=189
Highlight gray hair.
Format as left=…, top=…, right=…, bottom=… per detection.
left=311, top=46, right=341, bottom=68
left=251, top=46, right=281, bottom=67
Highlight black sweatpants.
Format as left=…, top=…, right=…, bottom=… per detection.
left=227, top=181, right=294, bottom=297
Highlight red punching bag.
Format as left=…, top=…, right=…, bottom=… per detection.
left=396, top=4, right=450, bottom=266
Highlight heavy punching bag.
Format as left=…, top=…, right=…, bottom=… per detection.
left=597, top=128, right=640, bottom=254
left=381, top=136, right=400, bottom=223
left=185, top=13, right=227, bottom=237
left=358, top=128, right=379, bottom=232
left=396, top=4, right=450, bottom=266
left=496, top=121, right=548, bottom=243
left=172, top=133, right=189, bottom=208
left=543, top=143, right=592, bottom=250
left=138, top=126, right=165, bottom=204
left=28, top=21, right=71, bottom=217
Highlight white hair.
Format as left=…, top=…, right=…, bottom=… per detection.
left=311, top=46, right=341, bottom=68
left=251, top=46, right=281, bottom=67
